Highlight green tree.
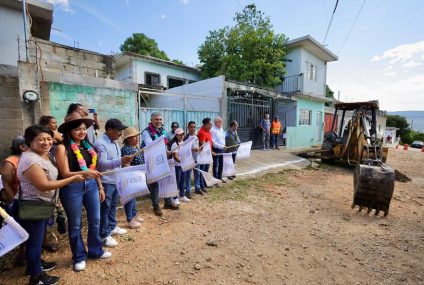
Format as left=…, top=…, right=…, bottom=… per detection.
left=120, top=33, right=170, bottom=61
left=386, top=115, right=411, bottom=143
left=325, top=85, right=334, bottom=98
left=198, top=4, right=287, bottom=87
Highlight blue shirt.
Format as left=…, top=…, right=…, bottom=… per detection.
left=121, top=144, right=144, bottom=166
left=94, top=134, right=122, bottom=185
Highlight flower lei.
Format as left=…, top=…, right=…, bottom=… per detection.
left=70, top=140, right=97, bottom=170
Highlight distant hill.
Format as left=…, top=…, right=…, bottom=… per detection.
left=388, top=111, right=424, bottom=133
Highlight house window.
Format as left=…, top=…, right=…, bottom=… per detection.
left=299, top=109, right=312, bottom=125
left=145, top=72, right=161, bottom=86
left=168, top=77, right=186, bottom=89
left=305, top=62, right=317, bottom=81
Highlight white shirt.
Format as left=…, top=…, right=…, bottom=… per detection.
left=211, top=125, right=226, bottom=149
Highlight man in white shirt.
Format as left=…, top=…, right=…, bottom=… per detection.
left=210, top=116, right=227, bottom=181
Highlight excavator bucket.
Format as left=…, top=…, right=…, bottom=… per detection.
left=352, top=161, right=395, bottom=216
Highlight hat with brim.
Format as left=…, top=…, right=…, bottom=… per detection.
left=58, top=113, right=94, bottom=133
left=122, top=127, right=141, bottom=141
left=174, top=128, right=185, bottom=135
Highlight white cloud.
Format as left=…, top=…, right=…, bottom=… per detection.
left=384, top=71, right=396, bottom=77
left=384, top=65, right=393, bottom=71
left=161, top=14, right=166, bottom=19
left=382, top=74, right=424, bottom=93
left=47, top=0, right=72, bottom=12
left=403, top=61, right=422, bottom=68
left=370, top=41, right=424, bottom=63
left=180, top=0, right=189, bottom=5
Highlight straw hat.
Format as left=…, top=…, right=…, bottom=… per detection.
left=58, top=113, right=94, bottom=133
left=122, top=127, right=141, bottom=141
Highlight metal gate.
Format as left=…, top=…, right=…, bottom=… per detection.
left=227, top=92, right=273, bottom=148
left=274, top=98, right=297, bottom=146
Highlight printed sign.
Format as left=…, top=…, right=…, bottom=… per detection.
left=197, top=142, right=213, bottom=165
left=116, top=169, right=149, bottom=205
left=158, top=160, right=179, bottom=198
left=0, top=217, right=29, bottom=258
left=222, top=153, right=236, bottom=177
left=143, top=136, right=171, bottom=184
left=180, top=136, right=196, bottom=172
left=236, top=141, right=253, bottom=160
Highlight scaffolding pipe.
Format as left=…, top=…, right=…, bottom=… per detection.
left=22, top=0, right=29, bottom=61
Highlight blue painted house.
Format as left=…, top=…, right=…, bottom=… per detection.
left=278, top=35, right=338, bottom=149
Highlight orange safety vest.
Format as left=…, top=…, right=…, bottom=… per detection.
left=271, top=121, right=281, bottom=135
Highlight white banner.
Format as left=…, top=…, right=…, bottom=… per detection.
left=197, top=141, right=213, bottom=165
left=222, top=153, right=236, bottom=177
left=116, top=169, right=149, bottom=205
left=0, top=216, right=29, bottom=258
left=195, top=168, right=221, bottom=187
left=180, top=136, right=196, bottom=172
left=158, top=159, right=179, bottom=198
left=236, top=141, right=252, bottom=160
left=144, top=136, right=171, bottom=184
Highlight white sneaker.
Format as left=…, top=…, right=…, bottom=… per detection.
left=172, top=197, right=180, bottom=207
left=103, top=236, right=118, bottom=247
left=180, top=196, right=190, bottom=203
left=111, top=226, right=127, bottom=236
left=127, top=219, right=142, bottom=229
left=74, top=261, right=86, bottom=272
left=100, top=251, right=112, bottom=259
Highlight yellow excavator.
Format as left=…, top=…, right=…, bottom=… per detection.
left=321, top=101, right=395, bottom=216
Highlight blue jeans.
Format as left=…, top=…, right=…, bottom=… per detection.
left=175, top=166, right=185, bottom=197
left=271, top=134, right=279, bottom=148
left=199, top=164, right=210, bottom=189
left=184, top=169, right=194, bottom=194
left=124, top=199, right=137, bottom=222
left=20, top=219, right=46, bottom=277
left=194, top=164, right=201, bottom=190
left=99, top=183, right=119, bottom=239
left=60, top=179, right=104, bottom=264
left=148, top=182, right=172, bottom=208
left=212, top=147, right=224, bottom=179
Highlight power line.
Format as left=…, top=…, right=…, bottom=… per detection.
left=337, top=0, right=367, bottom=55
left=322, top=0, right=339, bottom=45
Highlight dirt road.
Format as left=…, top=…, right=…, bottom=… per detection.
left=1, top=149, right=423, bottom=285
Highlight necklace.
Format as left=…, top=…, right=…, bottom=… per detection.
left=70, top=140, right=97, bottom=170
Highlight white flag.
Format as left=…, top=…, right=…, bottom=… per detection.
left=197, top=141, right=213, bottom=164
left=116, top=168, right=149, bottom=205
left=180, top=136, right=196, bottom=172
left=195, top=168, right=221, bottom=187
left=0, top=216, right=29, bottom=258
left=236, top=141, right=252, bottom=160
left=222, top=153, right=236, bottom=177
left=158, top=159, right=179, bottom=198
left=143, top=136, right=171, bottom=184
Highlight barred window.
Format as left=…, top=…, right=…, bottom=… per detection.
left=305, top=62, right=317, bottom=81
left=299, top=109, right=312, bottom=125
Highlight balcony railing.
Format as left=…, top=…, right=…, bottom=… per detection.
left=280, top=73, right=303, bottom=94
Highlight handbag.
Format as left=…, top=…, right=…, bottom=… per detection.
left=18, top=153, right=57, bottom=220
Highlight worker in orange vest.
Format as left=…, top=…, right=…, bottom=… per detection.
left=271, top=116, right=282, bottom=150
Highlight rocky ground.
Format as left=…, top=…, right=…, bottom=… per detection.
left=1, top=148, right=423, bottom=285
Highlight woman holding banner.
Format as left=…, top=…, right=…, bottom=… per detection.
left=18, top=125, right=86, bottom=285
left=170, top=128, right=188, bottom=203
left=121, top=127, right=145, bottom=229
left=56, top=113, right=112, bottom=272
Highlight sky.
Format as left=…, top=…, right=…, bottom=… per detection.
left=45, top=0, right=424, bottom=111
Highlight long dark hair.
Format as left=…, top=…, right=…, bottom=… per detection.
left=61, top=121, right=92, bottom=149
left=66, top=103, right=83, bottom=115
left=39, top=115, right=55, bottom=126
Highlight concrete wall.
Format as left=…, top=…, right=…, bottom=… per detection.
left=0, top=65, right=23, bottom=157
left=117, top=58, right=200, bottom=88
left=300, top=48, right=326, bottom=97
left=43, top=82, right=138, bottom=131
left=0, top=6, right=26, bottom=66
left=285, top=48, right=301, bottom=77
left=286, top=97, right=325, bottom=149
left=33, top=39, right=115, bottom=79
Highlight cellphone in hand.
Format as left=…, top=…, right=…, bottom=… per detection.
left=88, top=108, right=96, bottom=113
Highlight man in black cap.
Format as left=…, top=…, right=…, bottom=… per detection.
left=95, top=118, right=133, bottom=248
left=166, top=122, right=179, bottom=142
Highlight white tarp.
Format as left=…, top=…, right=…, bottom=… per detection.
left=116, top=168, right=149, bottom=205
left=197, top=142, right=213, bottom=165
left=222, top=153, right=236, bottom=177
left=236, top=141, right=252, bottom=160
left=180, top=136, right=196, bottom=172
left=158, top=160, right=179, bottom=198
left=143, top=137, right=171, bottom=184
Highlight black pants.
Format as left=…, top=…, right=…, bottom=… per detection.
left=212, top=147, right=224, bottom=180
